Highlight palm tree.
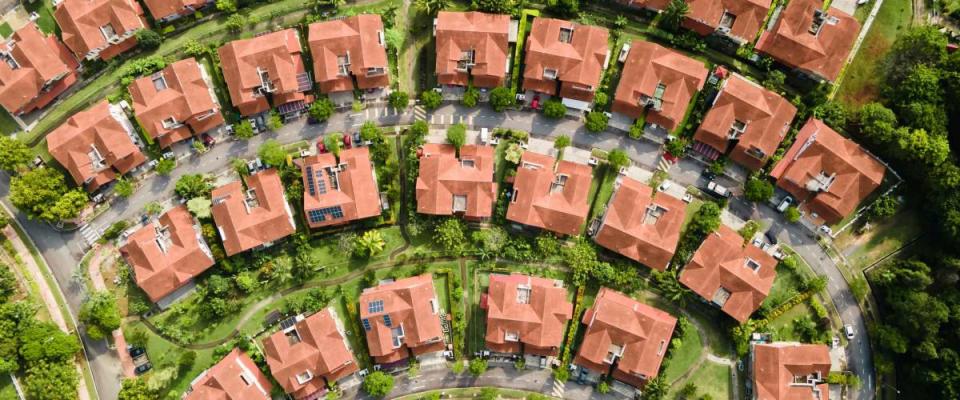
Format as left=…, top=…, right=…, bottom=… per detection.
left=356, top=230, right=386, bottom=258
left=415, top=0, right=450, bottom=16
left=661, top=0, right=689, bottom=33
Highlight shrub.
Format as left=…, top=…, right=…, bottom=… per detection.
left=744, top=176, right=775, bottom=202
left=135, top=29, right=162, bottom=49
left=446, top=123, right=467, bottom=152
left=266, top=111, right=283, bottom=131
left=585, top=111, right=609, bottom=132
left=155, top=158, right=175, bottom=175
left=468, top=358, right=487, bottom=376
left=362, top=371, right=394, bottom=398
left=489, top=86, right=514, bottom=112
left=461, top=87, right=479, bottom=107
left=542, top=100, right=566, bottom=118
left=309, top=97, right=335, bottom=122
left=785, top=206, right=801, bottom=223
left=420, top=90, right=442, bottom=110
left=114, top=178, right=134, bottom=198
left=233, top=120, right=254, bottom=139
left=388, top=91, right=409, bottom=109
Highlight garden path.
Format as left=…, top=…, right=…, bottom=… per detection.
left=86, top=244, right=136, bottom=379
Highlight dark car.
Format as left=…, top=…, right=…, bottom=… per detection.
left=128, top=346, right=145, bottom=358
left=134, top=362, right=152, bottom=375
left=764, top=229, right=779, bottom=245
left=201, top=133, right=215, bottom=148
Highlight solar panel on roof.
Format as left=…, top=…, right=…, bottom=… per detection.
left=279, top=316, right=298, bottom=330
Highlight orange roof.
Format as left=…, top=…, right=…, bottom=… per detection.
left=755, top=0, right=859, bottom=81
left=142, top=0, right=207, bottom=21
left=435, top=11, right=510, bottom=88
left=298, top=147, right=381, bottom=228
left=613, top=41, right=708, bottom=132
left=129, top=58, right=224, bottom=148
left=47, top=100, right=147, bottom=191
left=415, top=144, right=497, bottom=219
left=594, top=177, right=685, bottom=271
left=54, top=0, right=145, bottom=60
left=359, top=274, right=444, bottom=364
left=683, top=0, right=770, bottom=42
left=0, top=22, right=79, bottom=115
left=120, top=206, right=214, bottom=303
left=211, top=169, right=296, bottom=256
left=769, top=118, right=885, bottom=225
left=485, top=273, right=573, bottom=355
left=183, top=349, right=273, bottom=400
left=218, top=29, right=309, bottom=116
left=308, top=15, right=390, bottom=93
left=753, top=342, right=831, bottom=400
left=693, top=74, right=797, bottom=171
left=506, top=152, right=592, bottom=236
left=679, top=225, right=776, bottom=322
left=263, top=309, right=359, bottom=398
left=522, top=18, right=609, bottom=102
left=614, top=0, right=671, bottom=10
left=574, top=288, right=676, bottom=388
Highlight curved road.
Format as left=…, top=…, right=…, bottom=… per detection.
left=0, top=103, right=874, bottom=399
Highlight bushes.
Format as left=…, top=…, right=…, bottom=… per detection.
left=419, top=90, right=442, bottom=110
left=542, top=100, right=566, bottom=118
left=468, top=358, right=487, bottom=376
left=744, top=175, right=775, bottom=202
left=489, top=86, right=514, bottom=112
left=388, top=91, right=409, bottom=109
left=135, top=29, right=162, bottom=49
left=461, top=86, right=479, bottom=107
left=584, top=111, right=609, bottom=132
left=362, top=371, right=394, bottom=398
left=309, top=97, right=335, bottom=122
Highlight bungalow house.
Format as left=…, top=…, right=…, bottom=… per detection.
left=613, top=40, right=708, bottom=134
left=679, top=225, right=776, bottom=323
left=415, top=144, right=497, bottom=220
left=53, top=0, right=147, bottom=61
left=183, top=349, right=273, bottom=400
left=263, top=309, right=359, bottom=399
left=483, top=273, right=573, bottom=364
left=119, top=206, right=215, bottom=309
left=142, top=0, right=212, bottom=23
left=0, top=22, right=79, bottom=116
left=683, top=0, right=771, bottom=44
left=522, top=18, right=609, bottom=111
left=752, top=342, right=832, bottom=400
left=211, top=169, right=297, bottom=256
left=592, top=177, right=685, bottom=271
left=692, top=73, right=797, bottom=170
left=308, top=15, right=390, bottom=97
left=359, top=274, right=445, bottom=365
left=754, top=0, right=859, bottom=82
left=434, top=11, right=511, bottom=89
left=128, top=58, right=225, bottom=148
left=770, top=118, right=885, bottom=225
left=218, top=29, right=312, bottom=117
left=298, top=147, right=382, bottom=229
left=47, top=100, right=146, bottom=192
left=506, top=151, right=592, bottom=236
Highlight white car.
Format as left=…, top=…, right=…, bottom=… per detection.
left=844, top=325, right=855, bottom=340
left=658, top=180, right=672, bottom=192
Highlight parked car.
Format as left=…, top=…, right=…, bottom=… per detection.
left=201, top=133, right=216, bottom=148
left=844, top=325, right=855, bottom=340
left=658, top=180, right=672, bottom=192
left=128, top=346, right=145, bottom=358
left=705, top=181, right=731, bottom=198
left=764, top=229, right=779, bottom=245
left=134, top=362, right=152, bottom=375
left=777, top=196, right=794, bottom=212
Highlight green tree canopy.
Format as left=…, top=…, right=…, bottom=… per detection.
left=0, top=136, right=31, bottom=172
left=660, top=0, right=689, bottom=32
left=79, top=291, right=121, bottom=340
left=489, top=87, right=514, bottom=112
left=258, top=139, right=287, bottom=168
left=542, top=100, right=566, bottom=119
left=389, top=91, right=409, bottom=109
left=10, top=168, right=87, bottom=223
left=362, top=371, right=394, bottom=398
left=23, top=361, right=78, bottom=400
left=324, top=133, right=344, bottom=158
left=446, top=123, right=467, bottom=153
left=744, top=176, right=774, bottom=202
left=584, top=111, right=609, bottom=132
left=309, top=97, right=335, bottom=122
left=420, top=90, right=442, bottom=110
left=174, top=174, right=213, bottom=199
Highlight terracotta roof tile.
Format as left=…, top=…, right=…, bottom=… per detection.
left=484, top=273, right=573, bottom=355
left=755, top=0, right=859, bottom=81
left=506, top=152, right=592, bottom=236
left=54, top=0, right=145, bottom=60
left=142, top=0, right=207, bottom=21
left=614, top=0, right=671, bottom=10
left=435, top=11, right=510, bottom=88
left=217, top=29, right=308, bottom=116
left=183, top=349, right=273, bottom=400
left=683, top=0, right=771, bottom=42
left=415, top=144, right=497, bottom=219
left=211, top=169, right=296, bottom=256
left=0, top=22, right=79, bottom=115
left=753, top=342, right=831, bottom=400
left=523, top=18, right=609, bottom=102
left=308, top=15, right=390, bottom=93
left=298, top=147, right=381, bottom=228
left=359, top=274, right=444, bottom=364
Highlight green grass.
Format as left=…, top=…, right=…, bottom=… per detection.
left=669, top=362, right=732, bottom=400
left=583, top=164, right=612, bottom=233
left=23, top=1, right=57, bottom=34
left=763, top=262, right=809, bottom=311
left=833, top=208, right=922, bottom=271
left=125, top=320, right=217, bottom=399
left=680, top=199, right=705, bottom=231
left=835, top=0, right=913, bottom=107
left=466, top=265, right=489, bottom=355
left=394, top=387, right=560, bottom=400
left=0, top=374, right=15, bottom=400
left=0, top=109, right=19, bottom=135
left=662, top=322, right=704, bottom=384
left=0, top=23, right=12, bottom=38
left=766, top=302, right=814, bottom=341
left=587, top=166, right=617, bottom=222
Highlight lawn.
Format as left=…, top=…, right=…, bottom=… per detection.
left=394, top=387, right=560, bottom=400
left=833, top=208, right=922, bottom=271
left=834, top=0, right=913, bottom=107
left=662, top=321, right=704, bottom=384
left=762, top=262, right=810, bottom=311
left=669, top=362, right=732, bottom=400
left=680, top=198, right=705, bottom=231
left=0, top=374, right=15, bottom=400
left=583, top=164, right=613, bottom=233
left=23, top=1, right=57, bottom=34
left=587, top=165, right=617, bottom=222
left=766, top=301, right=814, bottom=342
left=0, top=23, right=12, bottom=37
left=0, top=109, right=19, bottom=135
left=125, top=320, right=217, bottom=399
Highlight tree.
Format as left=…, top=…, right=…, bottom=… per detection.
left=435, top=218, right=466, bottom=255
left=0, top=266, right=14, bottom=303
left=155, top=158, right=175, bottom=175
left=225, top=14, right=247, bottom=33
left=489, top=87, right=514, bottom=112
left=187, top=197, right=212, bottom=219
left=388, top=91, right=409, bottom=109
left=0, top=136, right=31, bottom=172
left=216, top=0, right=237, bottom=12
left=266, top=111, right=283, bottom=131
left=420, top=90, right=442, bottom=110
left=175, top=174, right=212, bottom=199
left=882, top=26, right=948, bottom=87
left=324, top=133, right=343, bottom=158
left=462, top=86, right=479, bottom=108
left=762, top=70, right=786, bottom=91
left=744, top=176, right=774, bottom=202
left=144, top=201, right=163, bottom=216
left=48, top=190, right=88, bottom=223
left=384, top=28, right=404, bottom=53
left=640, top=375, right=668, bottom=400
left=178, top=351, right=196, bottom=371
left=354, top=230, right=386, bottom=258
left=785, top=206, right=801, bottom=223
left=233, top=119, right=255, bottom=139
left=125, top=327, right=149, bottom=349
left=584, top=111, right=608, bottom=132
left=19, top=323, right=80, bottom=364
left=542, top=100, right=566, bottom=119
left=472, top=0, right=513, bottom=13
left=607, top=149, right=630, bottom=171
left=665, top=137, right=688, bottom=157
left=362, top=371, right=394, bottom=398
left=554, top=135, right=571, bottom=152
left=135, top=29, right=162, bottom=49
left=114, top=178, right=134, bottom=198
left=468, top=358, right=488, bottom=376
left=813, top=101, right=848, bottom=131
left=660, top=0, right=689, bottom=32
left=23, top=361, right=78, bottom=400
left=80, top=291, right=121, bottom=340
left=259, top=139, right=287, bottom=168
left=547, top=0, right=579, bottom=17
left=10, top=168, right=85, bottom=222
left=446, top=123, right=467, bottom=153
left=118, top=378, right=155, bottom=400
left=869, top=195, right=898, bottom=220
left=309, top=97, right=335, bottom=122
left=894, top=64, right=944, bottom=106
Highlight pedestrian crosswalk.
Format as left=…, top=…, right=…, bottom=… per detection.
left=551, top=377, right=565, bottom=398
left=350, top=106, right=403, bottom=127
left=658, top=156, right=672, bottom=172
left=413, top=105, right=427, bottom=121
left=79, top=224, right=101, bottom=248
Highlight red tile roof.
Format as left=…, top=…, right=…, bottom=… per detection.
left=263, top=309, right=359, bottom=398
left=183, top=349, right=273, bottom=400
left=0, top=22, right=79, bottom=115
left=755, top=0, right=859, bottom=81
left=129, top=58, right=224, bottom=148
left=308, top=15, right=390, bottom=93
left=415, top=144, right=497, bottom=219
left=693, top=74, right=797, bottom=171
left=753, top=342, right=831, bottom=400
left=613, top=41, right=709, bottom=132
left=769, top=118, right=885, bottom=225
left=298, top=147, right=381, bottom=228
left=218, top=29, right=309, bottom=116
left=593, top=177, right=685, bottom=271
left=506, top=152, right=592, bottom=236
left=435, top=11, right=510, bottom=88
left=574, top=288, right=676, bottom=388
left=683, top=0, right=771, bottom=42
left=359, top=274, right=444, bottom=364
left=47, top=100, right=147, bottom=191
left=120, top=206, right=214, bottom=303
left=484, top=273, right=573, bottom=355
left=142, top=0, right=207, bottom=21
left=211, top=169, right=296, bottom=256
left=614, top=0, right=670, bottom=10
left=679, top=225, right=776, bottom=322
left=54, top=0, right=146, bottom=61
left=523, top=18, right=609, bottom=102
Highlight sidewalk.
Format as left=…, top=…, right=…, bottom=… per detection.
left=87, top=244, right=136, bottom=378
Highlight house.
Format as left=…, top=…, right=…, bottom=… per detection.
left=218, top=29, right=312, bottom=117
left=308, top=15, right=390, bottom=95
left=592, top=177, right=685, bottom=271
left=573, top=287, right=676, bottom=389
left=298, top=147, right=382, bottom=229
left=692, top=73, right=797, bottom=170
left=769, top=118, right=885, bottom=225
left=613, top=41, right=709, bottom=133
left=359, top=274, right=445, bottom=364
left=679, top=225, right=776, bottom=323
left=53, top=0, right=146, bottom=61
left=752, top=342, right=831, bottom=400
left=119, top=206, right=214, bottom=308
left=142, top=0, right=211, bottom=23
left=415, top=144, right=497, bottom=220
left=0, top=22, right=79, bottom=116
left=754, top=0, right=859, bottom=82
left=614, top=0, right=670, bottom=11
left=434, top=11, right=511, bottom=89
left=483, top=273, right=573, bottom=360
left=522, top=18, right=609, bottom=110
left=211, top=169, right=297, bottom=256
left=47, top=100, right=146, bottom=192
left=263, top=309, right=359, bottom=399
left=683, top=0, right=771, bottom=44
left=184, top=349, right=272, bottom=400
left=128, top=58, right=224, bottom=148
left=506, top=151, right=592, bottom=236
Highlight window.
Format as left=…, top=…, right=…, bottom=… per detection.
left=558, top=27, right=574, bottom=43
left=361, top=318, right=372, bottom=331
left=505, top=331, right=519, bottom=342
left=656, top=340, right=666, bottom=356
left=516, top=286, right=531, bottom=304
left=367, top=67, right=386, bottom=76
left=2, top=54, right=19, bottom=70
left=383, top=315, right=393, bottom=327
left=728, top=119, right=747, bottom=139
left=295, top=370, right=313, bottom=385
left=240, top=372, right=252, bottom=386
left=712, top=287, right=731, bottom=306
left=337, top=53, right=351, bottom=76
left=461, top=159, right=475, bottom=168
left=543, top=68, right=558, bottom=80
left=457, top=50, right=476, bottom=70
left=452, top=195, right=468, bottom=213
left=719, top=11, right=737, bottom=30
left=511, top=189, right=519, bottom=203
left=368, top=299, right=384, bottom=313
left=391, top=325, right=405, bottom=348
left=99, top=24, right=117, bottom=41
left=162, top=117, right=178, bottom=129
left=151, top=72, right=167, bottom=91
left=745, top=258, right=761, bottom=272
